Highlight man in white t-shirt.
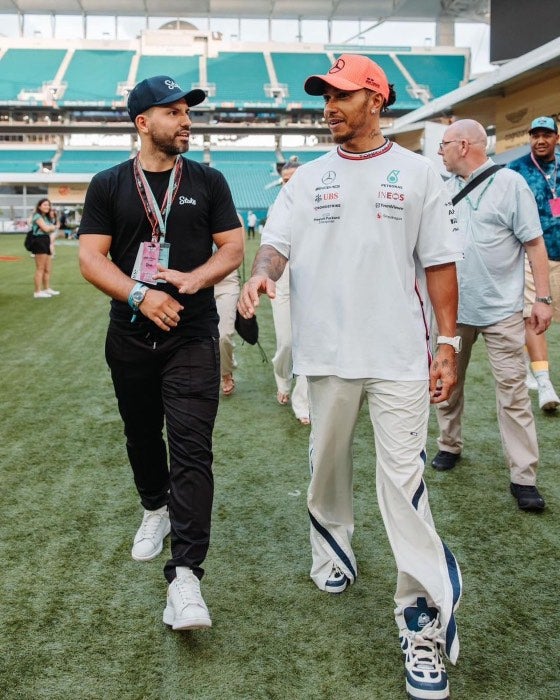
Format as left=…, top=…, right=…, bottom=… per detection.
left=238, top=54, right=463, bottom=700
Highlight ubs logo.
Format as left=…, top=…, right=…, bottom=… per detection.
left=322, top=170, right=337, bottom=185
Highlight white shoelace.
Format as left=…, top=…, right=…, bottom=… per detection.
left=174, top=573, right=205, bottom=609
left=139, top=511, right=166, bottom=540
left=404, top=619, right=445, bottom=673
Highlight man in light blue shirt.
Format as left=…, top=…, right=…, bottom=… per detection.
left=432, top=119, right=551, bottom=512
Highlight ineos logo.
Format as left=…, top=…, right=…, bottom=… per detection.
left=328, top=58, right=345, bottom=75
left=322, top=171, right=336, bottom=185
left=164, top=79, right=180, bottom=91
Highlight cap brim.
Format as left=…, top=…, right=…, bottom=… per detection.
left=529, top=127, right=557, bottom=134
left=304, top=75, right=362, bottom=96
left=156, top=88, right=206, bottom=109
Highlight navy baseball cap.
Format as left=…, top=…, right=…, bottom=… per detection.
left=529, top=116, right=558, bottom=134
left=127, top=75, right=206, bottom=122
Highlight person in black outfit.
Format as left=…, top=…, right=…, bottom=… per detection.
left=78, top=75, right=243, bottom=631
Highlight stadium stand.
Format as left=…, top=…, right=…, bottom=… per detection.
left=135, top=55, right=201, bottom=93
left=60, top=50, right=135, bottom=105
left=56, top=149, right=133, bottom=173
left=0, top=48, right=66, bottom=102
left=0, top=35, right=469, bottom=224
left=207, top=52, right=274, bottom=105
left=0, top=148, right=57, bottom=173
left=396, top=52, right=467, bottom=99
left=270, top=52, right=331, bottom=106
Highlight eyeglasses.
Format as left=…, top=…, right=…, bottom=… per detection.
left=438, top=140, right=462, bottom=150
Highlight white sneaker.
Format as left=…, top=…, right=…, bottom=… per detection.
left=33, top=291, right=52, bottom=298
left=401, top=599, right=449, bottom=700
left=44, top=288, right=60, bottom=295
left=163, top=567, right=212, bottom=630
left=131, top=506, right=170, bottom=561
left=537, top=379, right=560, bottom=411
left=525, top=371, right=538, bottom=391
left=324, top=564, right=348, bottom=594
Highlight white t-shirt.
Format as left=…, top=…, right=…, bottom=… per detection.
left=262, top=142, right=463, bottom=380
left=445, top=160, right=543, bottom=327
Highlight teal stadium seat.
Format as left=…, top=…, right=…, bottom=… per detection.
left=61, top=50, right=134, bottom=105
left=135, top=56, right=201, bottom=94
left=208, top=150, right=329, bottom=210
left=207, top=52, right=272, bottom=106
left=396, top=53, right=466, bottom=99
left=209, top=151, right=280, bottom=210
left=56, top=150, right=132, bottom=173
left=270, top=52, right=331, bottom=106
left=0, top=150, right=56, bottom=173
left=0, top=49, right=66, bottom=101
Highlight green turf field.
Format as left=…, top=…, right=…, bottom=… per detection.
left=1, top=234, right=558, bottom=700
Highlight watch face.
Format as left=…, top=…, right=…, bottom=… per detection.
left=132, top=290, right=145, bottom=303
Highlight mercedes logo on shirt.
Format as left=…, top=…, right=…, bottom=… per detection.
left=322, top=171, right=337, bottom=185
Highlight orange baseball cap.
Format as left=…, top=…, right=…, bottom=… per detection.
left=304, top=54, right=390, bottom=101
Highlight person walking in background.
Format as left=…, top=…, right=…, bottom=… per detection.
left=239, top=55, right=463, bottom=700
left=270, top=157, right=310, bottom=424
left=246, top=210, right=257, bottom=239
left=48, top=205, right=59, bottom=256
left=78, top=75, right=244, bottom=631
left=214, top=214, right=246, bottom=396
left=508, top=116, right=560, bottom=411
left=432, top=119, right=551, bottom=513
left=30, top=198, right=60, bottom=298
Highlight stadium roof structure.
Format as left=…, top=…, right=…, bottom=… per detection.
left=0, top=0, right=489, bottom=22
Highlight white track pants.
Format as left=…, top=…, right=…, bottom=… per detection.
left=271, top=267, right=309, bottom=420
left=215, top=271, right=240, bottom=376
left=307, top=376, right=461, bottom=663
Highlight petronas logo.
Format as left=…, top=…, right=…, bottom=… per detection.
left=387, top=169, right=400, bottom=184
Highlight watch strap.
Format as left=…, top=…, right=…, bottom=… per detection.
left=128, top=282, right=148, bottom=311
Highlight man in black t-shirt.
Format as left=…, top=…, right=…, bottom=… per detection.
left=79, top=75, right=243, bottom=631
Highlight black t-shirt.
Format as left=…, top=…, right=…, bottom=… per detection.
left=79, top=156, right=240, bottom=336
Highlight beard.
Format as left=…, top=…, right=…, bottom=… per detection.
left=151, top=130, right=189, bottom=156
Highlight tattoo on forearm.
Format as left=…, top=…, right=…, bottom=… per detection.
left=252, top=244, right=287, bottom=281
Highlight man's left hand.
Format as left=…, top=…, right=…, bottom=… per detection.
left=527, top=302, right=553, bottom=335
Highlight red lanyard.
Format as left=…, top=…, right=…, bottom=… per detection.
left=133, top=155, right=183, bottom=242
left=530, top=152, right=558, bottom=198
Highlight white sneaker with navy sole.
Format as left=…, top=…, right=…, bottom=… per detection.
left=131, top=505, right=170, bottom=562
left=400, top=597, right=449, bottom=700
left=325, top=564, right=348, bottom=594
left=163, top=567, right=212, bottom=630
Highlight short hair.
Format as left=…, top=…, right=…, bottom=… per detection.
left=281, top=155, right=301, bottom=172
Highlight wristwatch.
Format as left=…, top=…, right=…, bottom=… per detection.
left=128, top=282, right=149, bottom=312
left=436, top=335, right=462, bottom=353
left=535, top=296, right=553, bottom=305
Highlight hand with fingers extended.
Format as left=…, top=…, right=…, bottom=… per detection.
left=237, top=275, right=277, bottom=319
left=139, top=288, right=184, bottom=331
left=153, top=264, right=201, bottom=295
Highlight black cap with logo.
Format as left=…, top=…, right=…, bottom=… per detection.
left=127, top=75, right=206, bottom=122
